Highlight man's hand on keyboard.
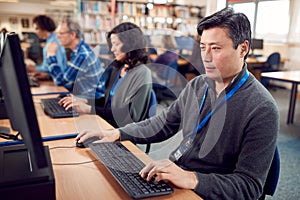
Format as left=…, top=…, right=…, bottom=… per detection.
left=59, top=96, right=91, bottom=113
left=139, top=159, right=199, bottom=190
left=76, top=129, right=120, bottom=144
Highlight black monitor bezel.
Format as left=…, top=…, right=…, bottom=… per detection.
left=0, top=32, right=48, bottom=169
left=251, top=38, right=264, bottom=50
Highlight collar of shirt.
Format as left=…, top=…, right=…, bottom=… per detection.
left=72, top=39, right=84, bottom=55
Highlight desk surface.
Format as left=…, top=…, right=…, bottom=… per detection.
left=261, top=70, right=300, bottom=83
left=31, top=80, right=67, bottom=95
left=48, top=139, right=202, bottom=200
left=261, top=70, right=300, bottom=124
left=246, top=57, right=267, bottom=64
left=1, top=81, right=202, bottom=199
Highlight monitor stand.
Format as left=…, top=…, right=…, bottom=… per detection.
left=0, top=145, right=55, bottom=200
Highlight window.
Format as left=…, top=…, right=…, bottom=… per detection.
left=230, top=2, right=255, bottom=32
left=228, top=0, right=290, bottom=43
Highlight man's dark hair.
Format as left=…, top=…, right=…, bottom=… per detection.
left=197, top=7, right=251, bottom=58
left=107, top=22, right=148, bottom=69
left=33, top=15, right=56, bottom=32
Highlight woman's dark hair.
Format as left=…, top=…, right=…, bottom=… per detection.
left=107, top=22, right=148, bottom=69
left=197, top=7, right=251, bottom=59
left=33, top=15, right=56, bottom=32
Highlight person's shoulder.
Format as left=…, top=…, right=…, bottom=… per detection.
left=78, top=42, right=98, bottom=57
left=133, top=64, right=151, bottom=73
left=129, top=64, right=152, bottom=81
left=189, top=74, right=206, bottom=85
left=245, top=74, right=278, bottom=109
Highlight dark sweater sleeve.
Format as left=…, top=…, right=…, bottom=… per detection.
left=119, top=87, right=185, bottom=143
left=94, top=66, right=152, bottom=128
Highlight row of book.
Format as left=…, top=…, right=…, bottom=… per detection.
left=80, top=1, right=201, bottom=18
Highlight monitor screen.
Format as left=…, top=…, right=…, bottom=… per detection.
left=0, top=32, right=48, bottom=169
left=251, top=38, right=264, bottom=50
left=174, top=36, right=195, bottom=51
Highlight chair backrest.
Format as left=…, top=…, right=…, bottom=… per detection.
left=145, top=90, right=157, bottom=154
left=152, top=51, right=179, bottom=88
left=162, top=60, right=178, bottom=83
left=266, top=52, right=281, bottom=68
left=147, top=90, right=157, bottom=118
left=261, top=146, right=280, bottom=198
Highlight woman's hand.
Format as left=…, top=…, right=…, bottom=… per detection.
left=75, top=129, right=120, bottom=143
left=58, top=96, right=91, bottom=114
left=139, top=159, right=198, bottom=190
left=46, top=42, right=58, bottom=57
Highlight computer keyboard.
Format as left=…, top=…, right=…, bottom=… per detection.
left=89, top=142, right=173, bottom=199
left=41, top=98, right=79, bottom=118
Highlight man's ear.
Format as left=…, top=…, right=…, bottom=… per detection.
left=240, top=40, right=249, bottom=56
left=70, top=31, right=77, bottom=39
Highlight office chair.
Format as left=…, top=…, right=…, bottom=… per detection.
left=259, top=146, right=280, bottom=200
left=254, top=52, right=281, bottom=89
left=150, top=50, right=180, bottom=104
left=152, top=60, right=179, bottom=104
left=144, top=90, right=157, bottom=154
left=254, top=52, right=281, bottom=72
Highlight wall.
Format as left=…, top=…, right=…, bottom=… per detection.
left=0, top=2, right=74, bottom=34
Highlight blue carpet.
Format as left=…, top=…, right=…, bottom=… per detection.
left=266, top=88, right=300, bottom=200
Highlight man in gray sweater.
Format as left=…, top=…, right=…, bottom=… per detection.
left=76, top=7, right=279, bottom=200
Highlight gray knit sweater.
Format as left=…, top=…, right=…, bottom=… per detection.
left=119, top=65, right=279, bottom=200
left=94, top=64, right=152, bottom=128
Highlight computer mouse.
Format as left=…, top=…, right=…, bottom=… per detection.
left=76, top=136, right=100, bottom=148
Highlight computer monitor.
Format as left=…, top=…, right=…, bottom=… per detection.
left=251, top=38, right=264, bottom=51
left=174, top=36, right=195, bottom=51
left=0, top=32, right=55, bottom=199
left=0, top=32, right=47, bottom=168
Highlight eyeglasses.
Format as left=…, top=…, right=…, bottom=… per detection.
left=57, top=31, right=70, bottom=35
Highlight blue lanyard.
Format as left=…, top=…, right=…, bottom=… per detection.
left=107, top=69, right=127, bottom=107
left=193, top=70, right=249, bottom=137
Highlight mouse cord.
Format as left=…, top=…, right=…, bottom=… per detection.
left=49, top=145, right=99, bottom=165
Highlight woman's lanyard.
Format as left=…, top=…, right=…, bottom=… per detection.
left=107, top=68, right=127, bottom=107
left=173, top=70, right=249, bottom=161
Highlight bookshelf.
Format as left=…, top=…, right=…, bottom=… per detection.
left=78, top=0, right=204, bottom=46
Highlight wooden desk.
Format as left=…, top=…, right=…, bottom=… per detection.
left=246, top=57, right=267, bottom=81
left=261, top=71, right=300, bottom=124
left=149, top=54, right=189, bottom=66
left=1, top=81, right=202, bottom=199
left=31, top=80, right=68, bottom=95
left=246, top=57, right=267, bottom=65
left=0, top=125, right=202, bottom=199
left=47, top=139, right=202, bottom=200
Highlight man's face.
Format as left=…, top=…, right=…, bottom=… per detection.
left=56, top=22, right=73, bottom=48
left=200, top=27, right=247, bottom=84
